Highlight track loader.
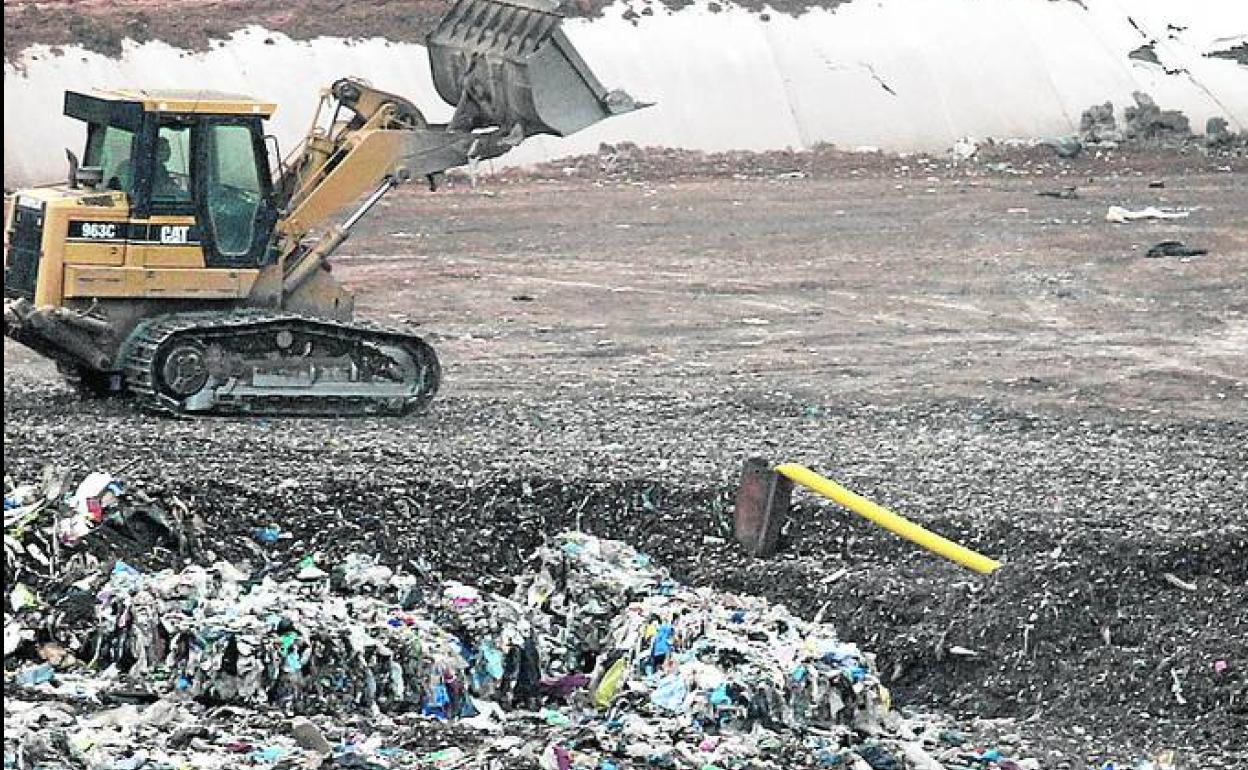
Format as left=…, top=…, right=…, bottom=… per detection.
left=3, top=0, right=643, bottom=416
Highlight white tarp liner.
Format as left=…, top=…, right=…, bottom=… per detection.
left=4, top=0, right=1246, bottom=186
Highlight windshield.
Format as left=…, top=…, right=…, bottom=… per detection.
left=153, top=124, right=192, bottom=205
left=85, top=124, right=135, bottom=193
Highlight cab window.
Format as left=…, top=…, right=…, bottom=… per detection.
left=87, top=125, right=135, bottom=193
left=204, top=124, right=263, bottom=257
left=153, top=124, right=192, bottom=205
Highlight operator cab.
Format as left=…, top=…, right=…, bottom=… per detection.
left=64, top=88, right=279, bottom=267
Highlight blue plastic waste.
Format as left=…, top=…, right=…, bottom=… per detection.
left=650, top=673, right=688, bottom=712
left=14, top=664, right=54, bottom=686
left=651, top=623, right=674, bottom=657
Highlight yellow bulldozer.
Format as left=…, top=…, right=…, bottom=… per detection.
left=3, top=0, right=643, bottom=417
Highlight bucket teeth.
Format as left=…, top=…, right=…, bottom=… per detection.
left=427, top=0, right=646, bottom=138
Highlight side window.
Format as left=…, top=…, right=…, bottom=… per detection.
left=154, top=125, right=193, bottom=205
left=205, top=124, right=262, bottom=257
left=86, top=126, right=135, bottom=193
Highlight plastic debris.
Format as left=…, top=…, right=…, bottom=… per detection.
left=8, top=582, right=37, bottom=612
left=13, top=662, right=54, bottom=686
left=4, top=517, right=1059, bottom=769
left=253, top=525, right=282, bottom=545
left=291, top=716, right=334, bottom=754
left=1162, top=573, right=1197, bottom=591
left=1105, top=205, right=1191, bottom=223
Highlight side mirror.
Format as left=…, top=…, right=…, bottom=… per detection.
left=265, top=134, right=286, bottom=180
left=66, top=149, right=104, bottom=190
left=66, top=149, right=80, bottom=189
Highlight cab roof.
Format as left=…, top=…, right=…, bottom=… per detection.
left=65, top=88, right=277, bottom=122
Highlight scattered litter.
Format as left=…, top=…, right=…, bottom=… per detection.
left=1170, top=668, right=1187, bottom=705
left=1162, top=572, right=1197, bottom=591
left=9, top=582, right=38, bottom=611
left=252, top=524, right=282, bottom=544
left=291, top=717, right=334, bottom=754
left=1146, top=241, right=1207, bottom=258
left=1039, top=136, right=1082, bottom=159
left=1037, top=187, right=1078, bottom=199
left=4, top=466, right=194, bottom=626
left=1106, top=206, right=1191, bottom=223
left=13, top=662, right=55, bottom=686
left=951, top=137, right=979, bottom=161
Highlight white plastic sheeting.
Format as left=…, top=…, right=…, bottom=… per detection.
left=4, top=0, right=1246, bottom=186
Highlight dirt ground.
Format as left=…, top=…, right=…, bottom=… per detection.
left=3, top=0, right=804, bottom=60
left=341, top=146, right=1248, bottom=417
left=5, top=147, right=1247, bottom=766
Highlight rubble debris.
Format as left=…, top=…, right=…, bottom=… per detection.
left=1124, top=92, right=1191, bottom=140
left=5, top=466, right=197, bottom=673
left=1075, top=95, right=1244, bottom=156
left=1146, top=241, right=1208, bottom=258
left=1204, top=116, right=1238, bottom=148
left=291, top=716, right=334, bottom=754
left=1079, top=102, right=1122, bottom=144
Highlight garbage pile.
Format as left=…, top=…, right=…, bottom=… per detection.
left=517, top=533, right=892, bottom=735
left=86, top=532, right=895, bottom=726
left=5, top=467, right=195, bottom=664
left=5, top=466, right=194, bottom=583
left=5, top=525, right=996, bottom=768
left=85, top=555, right=539, bottom=716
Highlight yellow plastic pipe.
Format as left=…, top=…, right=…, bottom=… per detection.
left=774, top=463, right=1002, bottom=575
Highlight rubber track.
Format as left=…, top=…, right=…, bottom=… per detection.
left=120, top=309, right=440, bottom=418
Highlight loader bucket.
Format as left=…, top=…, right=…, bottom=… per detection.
left=427, top=0, right=646, bottom=138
